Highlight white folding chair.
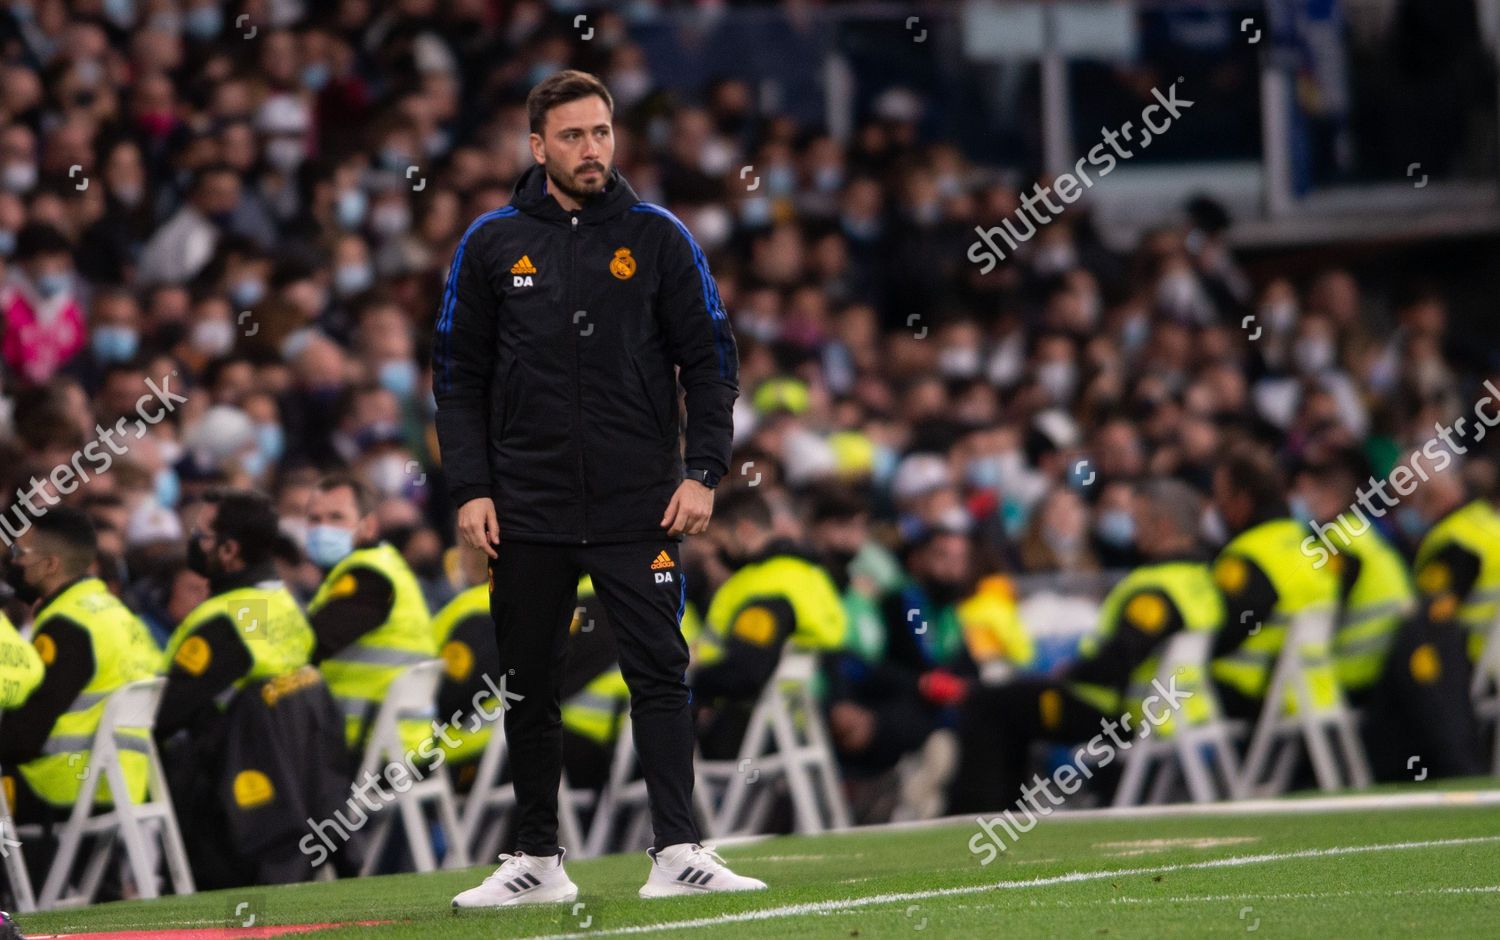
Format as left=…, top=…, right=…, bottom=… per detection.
left=696, top=651, right=850, bottom=837
left=1235, top=609, right=1372, bottom=798
left=354, top=660, right=469, bottom=875
left=20, top=678, right=194, bottom=910
left=454, top=717, right=590, bottom=862
left=1113, top=631, right=1241, bottom=806
left=582, top=716, right=717, bottom=857
left=1469, top=611, right=1500, bottom=775
left=0, top=718, right=37, bottom=913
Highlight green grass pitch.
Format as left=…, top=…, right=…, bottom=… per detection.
left=17, top=785, right=1500, bottom=938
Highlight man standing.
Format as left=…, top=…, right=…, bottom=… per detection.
left=436, top=70, right=758, bottom=905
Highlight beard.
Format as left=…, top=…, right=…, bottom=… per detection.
left=545, top=155, right=610, bottom=203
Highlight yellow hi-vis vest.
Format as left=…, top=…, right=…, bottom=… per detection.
left=1069, top=560, right=1223, bottom=732
left=561, top=576, right=630, bottom=746
left=163, top=581, right=314, bottom=706
left=432, top=584, right=494, bottom=764
left=1210, top=518, right=1340, bottom=706
left=1328, top=519, right=1415, bottom=692
left=311, top=544, right=436, bottom=753
left=1415, top=499, right=1500, bottom=662
left=20, top=578, right=161, bottom=808
left=0, top=611, right=42, bottom=708
left=697, top=554, right=847, bottom=668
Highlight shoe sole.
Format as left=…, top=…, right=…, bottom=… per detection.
left=639, top=882, right=767, bottom=899
left=453, top=884, right=579, bottom=908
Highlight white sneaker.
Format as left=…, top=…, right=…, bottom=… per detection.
left=639, top=843, right=767, bottom=898
left=451, top=850, right=579, bottom=907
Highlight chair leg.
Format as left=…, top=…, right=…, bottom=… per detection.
left=1179, top=739, right=1219, bottom=803
left=1147, top=757, right=1178, bottom=804
left=768, top=696, right=822, bottom=833
left=714, top=701, right=773, bottom=835
left=399, top=796, right=436, bottom=873
left=798, top=689, right=851, bottom=829
left=74, top=827, right=116, bottom=907
left=0, top=810, right=36, bottom=913
left=434, top=788, right=470, bottom=869
left=39, top=773, right=100, bottom=908
left=358, top=809, right=395, bottom=878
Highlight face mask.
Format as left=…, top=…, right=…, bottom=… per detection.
left=924, top=578, right=967, bottom=608
left=1289, top=495, right=1315, bottom=525
left=92, top=325, right=139, bottom=363
left=739, top=197, right=773, bottom=228
left=191, top=319, right=236, bottom=357
left=301, top=62, right=331, bottom=91
left=335, top=189, right=368, bottom=229
left=265, top=137, right=306, bottom=173
left=1200, top=506, right=1229, bottom=546
left=35, top=271, right=71, bottom=300
left=1157, top=272, right=1198, bottom=311
left=938, top=345, right=982, bottom=379
left=4, top=562, right=40, bottom=604
left=1043, top=528, right=1081, bottom=557
left=1036, top=360, right=1077, bottom=402
left=335, top=262, right=374, bottom=296
left=0, top=229, right=15, bottom=256
left=113, top=183, right=145, bottom=208
left=379, top=146, right=412, bottom=173
left=1096, top=508, right=1135, bottom=548
left=1396, top=506, right=1427, bottom=540
left=368, top=453, right=412, bottom=497
left=841, top=214, right=880, bottom=242
left=256, top=422, right=285, bottom=462
left=1120, top=313, right=1150, bottom=353
left=2, top=162, right=37, bottom=193
left=1032, top=243, right=1077, bottom=276
left=1294, top=338, right=1335, bottom=374
left=871, top=445, right=899, bottom=485
left=230, top=276, right=266, bottom=308
left=370, top=203, right=411, bottom=237
left=814, top=166, right=843, bottom=193
left=764, top=165, right=796, bottom=197
left=155, top=469, right=180, bottom=508
left=1263, top=300, right=1297, bottom=333
left=185, top=4, right=221, bottom=38
left=691, top=205, right=732, bottom=252
left=610, top=69, right=652, bottom=107
left=377, top=360, right=418, bottom=399
left=305, top=524, right=355, bottom=568
left=965, top=455, right=1002, bottom=491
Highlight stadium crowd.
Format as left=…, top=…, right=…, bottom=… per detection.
left=2, top=0, right=1500, bottom=900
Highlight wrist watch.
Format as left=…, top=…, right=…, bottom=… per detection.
left=685, top=467, right=721, bottom=488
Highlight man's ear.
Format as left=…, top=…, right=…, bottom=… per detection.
left=529, top=132, right=546, bottom=166
left=358, top=513, right=380, bottom=544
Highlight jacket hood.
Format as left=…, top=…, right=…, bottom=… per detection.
left=510, top=163, right=640, bottom=226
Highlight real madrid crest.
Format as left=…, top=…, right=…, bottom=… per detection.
left=610, top=246, right=636, bottom=280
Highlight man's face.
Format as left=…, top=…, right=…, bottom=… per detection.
left=307, top=485, right=362, bottom=532
left=529, top=95, right=614, bottom=202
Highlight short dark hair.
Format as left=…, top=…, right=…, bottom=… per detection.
left=204, top=489, right=281, bottom=568
left=527, top=69, right=613, bottom=134
left=1218, top=446, right=1285, bottom=513
left=317, top=473, right=376, bottom=517
left=14, top=223, right=73, bottom=261
left=31, top=507, right=98, bottom=576
left=715, top=486, right=773, bottom=530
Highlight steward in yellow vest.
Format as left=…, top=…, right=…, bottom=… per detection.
left=157, top=490, right=348, bottom=888
left=1292, top=451, right=1415, bottom=706
left=160, top=490, right=316, bottom=735
left=951, top=480, right=1219, bottom=813
left=430, top=546, right=506, bottom=789
left=0, top=508, right=159, bottom=818
left=0, top=609, right=42, bottom=709
left=306, top=475, right=435, bottom=756
left=691, top=490, right=846, bottom=760
left=1366, top=467, right=1495, bottom=779
left=1207, top=449, right=1339, bottom=721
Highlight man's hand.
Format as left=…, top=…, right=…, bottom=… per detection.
left=660, top=480, right=714, bottom=536
left=457, top=497, right=500, bottom=558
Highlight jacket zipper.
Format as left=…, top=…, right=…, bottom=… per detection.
left=570, top=213, right=589, bottom=543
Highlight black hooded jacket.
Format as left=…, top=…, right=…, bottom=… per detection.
left=433, top=165, right=739, bottom=544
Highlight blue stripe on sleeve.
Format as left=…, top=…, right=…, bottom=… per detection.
left=629, top=202, right=733, bottom=379
left=434, top=206, right=517, bottom=395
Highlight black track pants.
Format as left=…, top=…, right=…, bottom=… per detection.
left=489, top=538, right=699, bottom=856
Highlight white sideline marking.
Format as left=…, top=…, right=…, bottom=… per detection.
left=520, top=835, right=1500, bottom=939
left=707, top=787, right=1500, bottom=849
left=1094, top=836, right=1261, bottom=856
